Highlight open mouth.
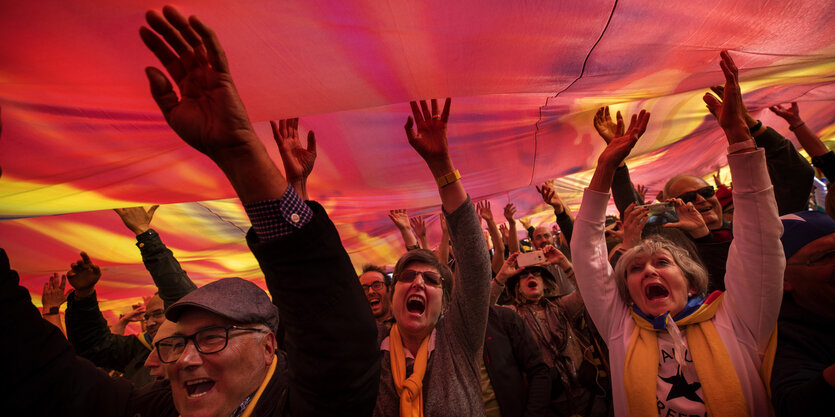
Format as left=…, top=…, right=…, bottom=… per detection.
left=185, top=378, right=215, bottom=398
left=527, top=281, right=538, bottom=288
left=645, top=283, right=670, bottom=301
left=406, top=295, right=426, bottom=314
left=368, top=298, right=381, bottom=308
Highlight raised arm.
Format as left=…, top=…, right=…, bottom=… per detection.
left=536, top=183, right=575, bottom=243
left=711, top=51, right=783, bottom=343
left=478, top=200, right=506, bottom=274
left=64, top=252, right=149, bottom=373
left=141, top=8, right=377, bottom=414
left=594, top=106, right=643, bottom=215
left=573, top=109, right=650, bottom=338
left=704, top=85, right=814, bottom=215
left=770, top=102, right=835, bottom=183
left=389, top=209, right=420, bottom=250
left=41, top=273, right=68, bottom=335
left=270, top=118, right=316, bottom=200
left=114, top=205, right=196, bottom=308
left=503, top=203, right=520, bottom=254
left=405, top=98, right=491, bottom=352
left=410, top=215, right=430, bottom=251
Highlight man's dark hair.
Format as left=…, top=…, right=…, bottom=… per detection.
left=361, top=264, right=390, bottom=287
left=392, top=249, right=453, bottom=307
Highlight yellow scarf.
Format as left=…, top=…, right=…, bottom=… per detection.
left=390, top=323, right=430, bottom=417
left=624, top=293, right=773, bottom=417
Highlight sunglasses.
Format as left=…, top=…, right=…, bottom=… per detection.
left=676, top=186, right=715, bottom=204
left=397, top=269, right=443, bottom=287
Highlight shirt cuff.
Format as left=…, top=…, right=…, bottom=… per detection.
left=244, top=186, right=313, bottom=241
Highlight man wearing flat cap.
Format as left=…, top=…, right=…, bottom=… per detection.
left=1, top=6, right=378, bottom=416
left=771, top=210, right=835, bottom=416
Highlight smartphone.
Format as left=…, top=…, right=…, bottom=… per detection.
left=517, top=250, right=545, bottom=268
left=641, top=202, right=678, bottom=226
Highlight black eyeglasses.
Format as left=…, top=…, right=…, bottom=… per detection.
left=521, top=270, right=543, bottom=278
left=787, top=249, right=835, bottom=267
left=397, top=269, right=443, bottom=287
left=361, top=281, right=385, bottom=292
left=143, top=309, right=164, bottom=321
left=154, top=325, right=268, bottom=364
left=676, top=186, right=715, bottom=203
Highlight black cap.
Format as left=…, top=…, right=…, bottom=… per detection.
left=165, top=277, right=279, bottom=332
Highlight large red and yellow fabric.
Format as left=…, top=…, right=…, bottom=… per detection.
left=2, top=0, right=835, bottom=319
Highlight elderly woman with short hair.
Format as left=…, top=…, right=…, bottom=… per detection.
left=571, top=51, right=784, bottom=417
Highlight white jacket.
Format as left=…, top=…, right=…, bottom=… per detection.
left=571, top=149, right=783, bottom=417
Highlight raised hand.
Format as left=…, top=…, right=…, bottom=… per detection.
left=42, top=273, right=68, bottom=310
left=635, top=184, right=648, bottom=203
left=405, top=98, right=452, bottom=165
left=494, top=252, right=524, bottom=286
left=476, top=200, right=494, bottom=222
left=498, top=223, right=510, bottom=242
left=769, top=102, right=802, bottom=127
left=140, top=6, right=260, bottom=159
left=535, top=183, right=566, bottom=214
left=620, top=203, right=649, bottom=250
left=122, top=304, right=147, bottom=323
left=66, top=252, right=102, bottom=298
left=503, top=203, right=517, bottom=222
left=410, top=216, right=427, bottom=239
left=388, top=209, right=411, bottom=231
left=270, top=118, right=317, bottom=183
left=596, top=110, right=651, bottom=170
left=664, top=199, right=710, bottom=238
left=114, top=205, right=159, bottom=235
left=702, top=51, right=754, bottom=144
left=542, top=244, right=568, bottom=267
left=593, top=106, right=624, bottom=144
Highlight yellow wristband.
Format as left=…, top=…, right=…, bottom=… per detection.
left=435, top=169, right=461, bottom=188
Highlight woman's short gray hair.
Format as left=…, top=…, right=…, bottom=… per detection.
left=612, top=235, right=709, bottom=304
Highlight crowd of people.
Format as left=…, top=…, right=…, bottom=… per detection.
left=1, top=5, right=833, bottom=417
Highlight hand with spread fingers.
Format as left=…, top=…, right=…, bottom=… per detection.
left=270, top=118, right=317, bottom=183
left=593, top=106, right=624, bottom=144
left=270, top=118, right=317, bottom=199
left=635, top=184, right=648, bottom=203
left=42, top=273, right=68, bottom=311
left=114, top=205, right=159, bottom=235
left=388, top=209, right=411, bottom=231
left=595, top=110, right=651, bottom=174
left=620, top=203, right=649, bottom=250
left=664, top=198, right=710, bottom=238
left=140, top=6, right=259, bottom=158
left=66, top=252, right=102, bottom=299
left=503, top=203, right=516, bottom=223
left=769, top=102, right=802, bottom=127
left=140, top=6, right=285, bottom=203
left=410, top=216, right=429, bottom=249
left=476, top=200, right=494, bottom=222
left=536, top=183, right=566, bottom=214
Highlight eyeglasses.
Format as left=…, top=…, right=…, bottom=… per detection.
left=397, top=269, right=443, bottom=287
left=787, top=249, right=835, bottom=267
left=143, top=309, right=164, bottom=321
left=521, top=270, right=543, bottom=278
left=154, top=325, right=268, bottom=364
left=676, top=186, right=715, bottom=204
left=361, top=281, right=385, bottom=292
